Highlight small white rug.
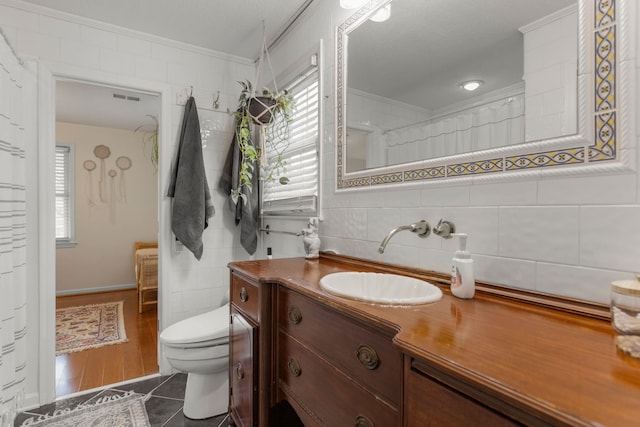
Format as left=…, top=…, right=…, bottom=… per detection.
left=20, top=391, right=150, bottom=427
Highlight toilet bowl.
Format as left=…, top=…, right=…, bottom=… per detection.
left=159, top=303, right=230, bottom=419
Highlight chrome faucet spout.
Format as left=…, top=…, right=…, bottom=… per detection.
left=378, top=225, right=411, bottom=254
left=378, top=220, right=430, bottom=254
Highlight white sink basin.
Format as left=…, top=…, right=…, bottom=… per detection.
left=319, top=272, right=443, bottom=305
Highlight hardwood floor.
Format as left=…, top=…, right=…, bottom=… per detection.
left=55, top=289, right=158, bottom=397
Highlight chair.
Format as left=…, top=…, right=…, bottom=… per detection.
left=134, top=242, right=158, bottom=313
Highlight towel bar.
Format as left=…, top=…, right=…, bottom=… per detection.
left=259, top=225, right=301, bottom=237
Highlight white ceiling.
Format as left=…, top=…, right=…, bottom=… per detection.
left=21, top=0, right=312, bottom=59
left=31, top=0, right=312, bottom=131
left=30, top=0, right=575, bottom=130
left=56, top=80, right=161, bottom=132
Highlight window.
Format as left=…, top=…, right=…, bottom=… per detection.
left=56, top=144, right=76, bottom=247
left=262, top=51, right=321, bottom=216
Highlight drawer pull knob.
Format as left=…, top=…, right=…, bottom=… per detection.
left=357, top=345, right=379, bottom=370
left=287, top=358, right=302, bottom=377
left=288, top=306, right=302, bottom=324
left=235, top=363, right=245, bottom=380
left=239, top=287, right=248, bottom=302
left=355, top=415, right=374, bottom=427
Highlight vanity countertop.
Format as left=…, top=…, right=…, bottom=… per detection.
left=228, top=255, right=640, bottom=426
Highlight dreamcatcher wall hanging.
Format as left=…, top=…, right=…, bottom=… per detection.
left=108, top=169, right=117, bottom=223
left=93, top=144, right=111, bottom=202
left=116, top=156, right=132, bottom=202
left=83, top=160, right=97, bottom=206
left=83, top=146, right=134, bottom=224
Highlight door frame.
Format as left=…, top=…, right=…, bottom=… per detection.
left=37, top=63, right=172, bottom=404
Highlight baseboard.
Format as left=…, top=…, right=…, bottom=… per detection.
left=56, top=283, right=136, bottom=297
left=20, top=392, right=41, bottom=412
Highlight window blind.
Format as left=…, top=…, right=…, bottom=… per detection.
left=262, top=69, right=319, bottom=214
left=55, top=144, right=74, bottom=242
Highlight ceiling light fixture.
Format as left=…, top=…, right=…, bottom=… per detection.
left=460, top=80, right=484, bottom=92
left=340, top=0, right=368, bottom=9
left=369, top=4, right=391, bottom=22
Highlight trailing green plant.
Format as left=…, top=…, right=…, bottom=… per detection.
left=231, top=80, right=294, bottom=200
left=134, top=114, right=159, bottom=172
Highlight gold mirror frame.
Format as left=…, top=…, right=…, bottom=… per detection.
left=335, top=0, right=635, bottom=191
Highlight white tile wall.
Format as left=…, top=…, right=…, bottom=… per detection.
left=265, top=0, right=640, bottom=307
left=5, top=0, right=640, bottom=408
left=0, top=0, right=256, bottom=398
left=522, top=10, right=578, bottom=141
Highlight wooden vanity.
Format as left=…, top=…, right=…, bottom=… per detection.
left=228, top=254, right=640, bottom=426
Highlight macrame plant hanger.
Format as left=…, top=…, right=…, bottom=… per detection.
left=251, top=21, right=280, bottom=168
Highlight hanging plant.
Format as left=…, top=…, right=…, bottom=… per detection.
left=134, top=114, right=159, bottom=172
left=232, top=79, right=294, bottom=198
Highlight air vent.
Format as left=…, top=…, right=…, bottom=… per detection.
left=112, top=93, right=140, bottom=102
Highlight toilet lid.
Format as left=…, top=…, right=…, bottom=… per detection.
left=160, top=303, right=229, bottom=345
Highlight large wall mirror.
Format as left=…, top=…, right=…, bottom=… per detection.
left=335, top=0, right=635, bottom=190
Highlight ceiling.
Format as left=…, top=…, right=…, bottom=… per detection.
left=22, top=0, right=313, bottom=131
left=21, top=0, right=312, bottom=59
left=29, top=0, right=575, bottom=130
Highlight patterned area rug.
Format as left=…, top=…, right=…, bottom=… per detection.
left=20, top=391, right=150, bottom=427
left=56, top=301, right=128, bottom=355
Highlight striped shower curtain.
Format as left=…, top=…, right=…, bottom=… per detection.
left=0, top=34, right=27, bottom=426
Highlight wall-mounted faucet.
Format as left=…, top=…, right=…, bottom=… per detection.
left=378, top=220, right=430, bottom=254
left=433, top=219, right=455, bottom=239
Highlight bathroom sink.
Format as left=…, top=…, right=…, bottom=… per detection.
left=319, top=272, right=443, bottom=305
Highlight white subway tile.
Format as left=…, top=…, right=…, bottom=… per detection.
left=581, top=206, right=640, bottom=271
left=0, top=5, right=38, bottom=32
left=118, top=34, right=151, bottom=57
left=16, top=30, right=59, bottom=61
left=152, top=42, right=183, bottom=63
left=99, top=48, right=135, bottom=75
left=536, top=263, right=624, bottom=305
left=420, top=185, right=469, bottom=207
left=39, top=15, right=80, bottom=40
left=383, top=188, right=421, bottom=207
left=474, top=254, right=537, bottom=291
left=60, top=39, right=99, bottom=69
left=81, top=25, right=117, bottom=49
left=168, top=62, right=198, bottom=86
left=539, top=174, right=636, bottom=205
left=499, top=206, right=580, bottom=264
left=135, top=55, right=167, bottom=82
left=470, top=180, right=538, bottom=206
left=419, top=248, right=453, bottom=274
left=438, top=207, right=499, bottom=256
left=376, top=243, right=420, bottom=268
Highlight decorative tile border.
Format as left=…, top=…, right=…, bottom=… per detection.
left=336, top=0, right=622, bottom=189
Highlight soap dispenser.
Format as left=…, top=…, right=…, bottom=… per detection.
left=450, top=233, right=475, bottom=299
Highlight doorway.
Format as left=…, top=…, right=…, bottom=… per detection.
left=53, top=79, right=161, bottom=397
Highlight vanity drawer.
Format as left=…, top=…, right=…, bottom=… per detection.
left=231, top=274, right=260, bottom=322
left=278, top=331, right=400, bottom=427
left=278, top=287, right=402, bottom=407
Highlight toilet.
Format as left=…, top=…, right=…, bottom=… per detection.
left=159, top=303, right=230, bottom=419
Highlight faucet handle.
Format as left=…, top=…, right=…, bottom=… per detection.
left=410, top=220, right=431, bottom=237
left=433, top=219, right=455, bottom=238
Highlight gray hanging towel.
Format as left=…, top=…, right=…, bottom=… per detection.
left=167, top=96, right=214, bottom=260
left=219, top=120, right=259, bottom=255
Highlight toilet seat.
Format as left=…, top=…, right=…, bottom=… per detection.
left=160, top=303, right=230, bottom=348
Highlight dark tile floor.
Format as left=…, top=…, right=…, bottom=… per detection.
left=14, top=373, right=229, bottom=427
